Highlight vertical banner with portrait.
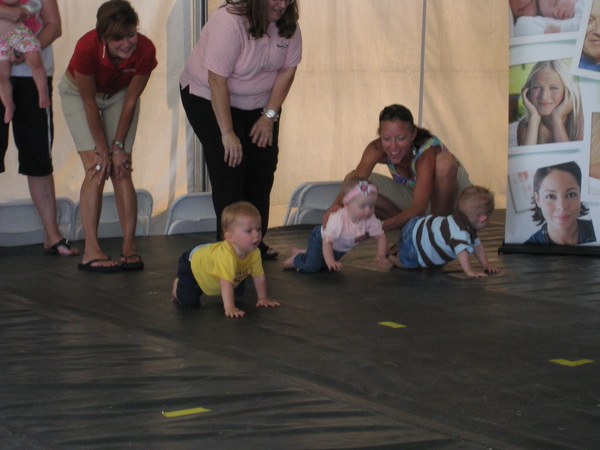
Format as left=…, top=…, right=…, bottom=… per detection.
left=503, top=0, right=600, bottom=253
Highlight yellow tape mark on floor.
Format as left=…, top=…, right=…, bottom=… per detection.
left=162, top=407, right=212, bottom=417
left=549, top=359, right=594, bottom=367
left=378, top=321, right=406, bottom=329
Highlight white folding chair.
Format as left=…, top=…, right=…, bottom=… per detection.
left=0, top=197, right=74, bottom=247
left=285, top=181, right=343, bottom=226
left=283, top=181, right=311, bottom=226
left=164, top=192, right=217, bottom=235
left=71, top=189, right=153, bottom=240
left=136, top=189, right=153, bottom=236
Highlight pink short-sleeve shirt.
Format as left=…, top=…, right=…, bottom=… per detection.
left=323, top=208, right=385, bottom=253
left=180, top=5, right=302, bottom=110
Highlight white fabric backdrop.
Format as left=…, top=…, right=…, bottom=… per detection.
left=0, top=0, right=508, bottom=234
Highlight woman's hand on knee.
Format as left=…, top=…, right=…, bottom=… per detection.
left=111, top=152, right=133, bottom=181
left=86, top=150, right=112, bottom=183
left=249, top=116, right=274, bottom=148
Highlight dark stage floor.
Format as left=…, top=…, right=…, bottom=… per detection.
left=0, top=214, right=599, bottom=449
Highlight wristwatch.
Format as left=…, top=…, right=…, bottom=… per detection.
left=262, top=107, right=279, bottom=121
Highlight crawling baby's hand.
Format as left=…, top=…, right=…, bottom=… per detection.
left=225, top=307, right=245, bottom=318
left=483, top=264, right=500, bottom=274
left=465, top=271, right=488, bottom=278
left=256, top=297, right=280, bottom=308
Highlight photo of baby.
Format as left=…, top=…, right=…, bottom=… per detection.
left=510, top=0, right=584, bottom=37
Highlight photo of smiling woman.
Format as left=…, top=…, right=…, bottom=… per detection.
left=524, top=161, right=596, bottom=245
left=517, top=59, right=584, bottom=146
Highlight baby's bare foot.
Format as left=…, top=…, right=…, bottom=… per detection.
left=282, top=247, right=305, bottom=269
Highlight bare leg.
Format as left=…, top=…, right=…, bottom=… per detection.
left=282, top=247, right=305, bottom=269
left=0, top=60, right=14, bottom=123
left=172, top=278, right=179, bottom=300
left=111, top=164, right=139, bottom=262
left=23, top=52, right=50, bottom=108
left=29, top=174, right=79, bottom=255
left=375, top=194, right=402, bottom=220
left=430, top=152, right=459, bottom=215
left=78, top=150, right=118, bottom=268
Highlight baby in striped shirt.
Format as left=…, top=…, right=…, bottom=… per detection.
left=387, top=186, right=500, bottom=278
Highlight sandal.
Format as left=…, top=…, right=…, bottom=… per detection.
left=78, top=257, right=121, bottom=273
left=260, top=244, right=279, bottom=260
left=46, top=239, right=79, bottom=256
left=119, top=254, right=145, bottom=271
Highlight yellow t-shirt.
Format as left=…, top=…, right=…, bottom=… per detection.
left=190, top=240, right=264, bottom=296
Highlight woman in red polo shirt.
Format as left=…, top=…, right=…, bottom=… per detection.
left=59, top=0, right=157, bottom=272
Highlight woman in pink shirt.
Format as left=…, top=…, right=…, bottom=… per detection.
left=180, top=0, right=302, bottom=259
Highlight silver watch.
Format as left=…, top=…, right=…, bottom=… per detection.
left=262, top=107, right=279, bottom=121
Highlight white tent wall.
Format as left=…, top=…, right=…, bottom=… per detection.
left=276, top=0, right=425, bottom=194
left=0, top=0, right=508, bottom=236
left=422, top=0, right=508, bottom=205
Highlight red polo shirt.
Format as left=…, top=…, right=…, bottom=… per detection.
left=67, top=30, right=157, bottom=94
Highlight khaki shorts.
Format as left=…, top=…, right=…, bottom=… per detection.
left=368, top=160, right=472, bottom=214
left=58, top=75, right=139, bottom=153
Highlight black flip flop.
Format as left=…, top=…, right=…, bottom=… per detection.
left=78, top=258, right=121, bottom=273
left=260, top=245, right=279, bottom=260
left=46, top=239, right=78, bottom=256
left=119, top=254, right=145, bottom=271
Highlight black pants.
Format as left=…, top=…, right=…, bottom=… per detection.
left=0, top=77, right=54, bottom=176
left=180, top=86, right=279, bottom=241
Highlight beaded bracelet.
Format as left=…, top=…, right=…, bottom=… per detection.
left=94, top=151, right=110, bottom=157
